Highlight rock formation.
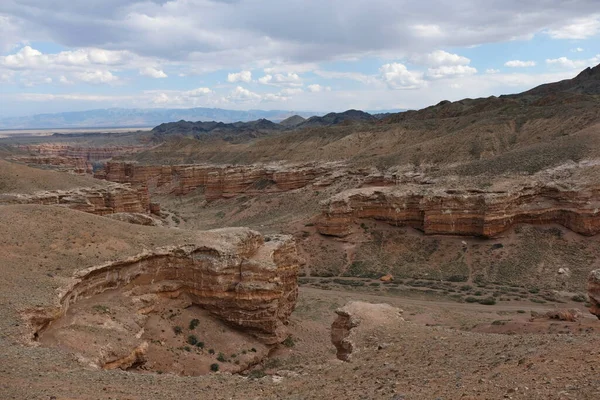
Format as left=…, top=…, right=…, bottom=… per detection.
left=97, top=161, right=334, bottom=199
left=11, top=155, right=93, bottom=174
left=588, top=269, right=600, bottom=319
left=331, top=301, right=404, bottom=361
left=30, top=229, right=299, bottom=365
left=318, top=184, right=600, bottom=238
left=0, top=183, right=150, bottom=215
left=17, top=144, right=147, bottom=161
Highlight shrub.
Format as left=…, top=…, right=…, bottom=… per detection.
left=189, top=319, right=200, bottom=330
left=210, top=363, right=219, bottom=372
left=217, top=352, right=226, bottom=362
left=282, top=336, right=295, bottom=348
left=249, top=370, right=266, bottom=379
left=208, top=349, right=215, bottom=355
left=250, top=348, right=257, bottom=353
left=447, top=275, right=468, bottom=282
left=173, top=326, right=183, bottom=335
left=464, top=296, right=478, bottom=303
left=187, top=335, right=198, bottom=346
left=478, top=297, right=497, bottom=305
left=572, top=294, right=587, bottom=303
left=196, top=341, right=205, bottom=349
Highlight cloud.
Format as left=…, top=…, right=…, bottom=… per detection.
left=228, top=86, right=261, bottom=102
left=572, top=47, right=584, bottom=52
left=1, top=46, right=134, bottom=70
left=546, top=55, right=600, bottom=69
left=314, top=70, right=378, bottom=85
left=280, top=88, right=303, bottom=95
left=412, top=50, right=470, bottom=66
left=427, top=65, right=477, bottom=79
left=307, top=84, right=331, bottom=93
left=547, top=15, right=600, bottom=39
left=73, top=70, right=119, bottom=84
left=185, top=87, right=212, bottom=96
left=140, top=66, right=167, bottom=78
left=486, top=68, right=500, bottom=74
left=227, top=70, right=252, bottom=83
left=379, top=63, right=425, bottom=90
left=504, top=60, right=536, bottom=67
left=258, top=72, right=302, bottom=87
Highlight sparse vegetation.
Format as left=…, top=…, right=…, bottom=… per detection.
left=189, top=319, right=200, bottom=330
left=210, top=363, right=219, bottom=372
left=173, top=326, right=183, bottom=335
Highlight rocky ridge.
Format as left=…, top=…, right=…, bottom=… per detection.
left=17, top=144, right=148, bottom=161
left=10, top=155, right=93, bottom=174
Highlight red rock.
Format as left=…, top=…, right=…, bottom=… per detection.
left=588, top=270, right=600, bottom=319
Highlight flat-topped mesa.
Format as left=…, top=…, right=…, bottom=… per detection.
left=317, top=184, right=600, bottom=238
left=588, top=270, right=600, bottom=319
left=97, top=161, right=332, bottom=199
left=11, top=155, right=93, bottom=174
left=17, top=144, right=148, bottom=161
left=0, top=184, right=150, bottom=215
left=31, top=229, right=300, bottom=346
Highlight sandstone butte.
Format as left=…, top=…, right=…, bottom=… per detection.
left=0, top=183, right=150, bottom=215
left=317, top=184, right=600, bottom=238
left=96, top=161, right=338, bottom=199
left=0, top=205, right=299, bottom=371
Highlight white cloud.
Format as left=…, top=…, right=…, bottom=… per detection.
left=185, top=87, right=212, bottom=96
left=413, top=50, right=470, bottom=66
left=1, top=46, right=134, bottom=70
left=228, top=86, right=261, bottom=102
left=140, top=66, right=167, bottom=78
left=227, top=70, right=252, bottom=83
left=307, top=84, right=331, bottom=93
left=547, top=15, right=600, bottom=39
left=572, top=47, right=585, bottom=53
left=504, top=60, right=536, bottom=67
left=258, top=72, right=302, bottom=87
left=546, top=55, right=600, bottom=69
left=314, top=70, right=378, bottom=85
left=280, top=88, right=303, bottom=95
left=73, top=70, right=118, bottom=84
left=427, top=65, right=477, bottom=79
left=379, top=63, right=426, bottom=90
left=485, top=68, right=500, bottom=74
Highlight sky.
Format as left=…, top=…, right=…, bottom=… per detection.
left=0, top=0, right=600, bottom=118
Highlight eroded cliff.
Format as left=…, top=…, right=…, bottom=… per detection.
left=317, top=184, right=600, bottom=238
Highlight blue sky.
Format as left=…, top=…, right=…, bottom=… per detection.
left=0, top=0, right=599, bottom=117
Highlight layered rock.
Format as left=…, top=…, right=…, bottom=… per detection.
left=31, top=229, right=299, bottom=348
left=318, top=184, right=600, bottom=238
left=331, top=301, right=404, bottom=361
left=10, top=155, right=93, bottom=174
left=0, top=183, right=150, bottom=215
left=98, top=161, right=333, bottom=199
left=588, top=269, right=600, bottom=319
left=17, top=144, right=147, bottom=161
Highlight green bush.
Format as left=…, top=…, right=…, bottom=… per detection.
left=478, top=297, right=496, bottom=305
left=187, top=335, right=198, bottom=346
left=217, top=352, right=226, bottom=362
left=173, top=326, right=183, bottom=335
left=196, top=341, right=205, bottom=349
left=464, top=296, right=478, bottom=303
left=189, top=319, right=200, bottom=330
left=210, top=363, right=219, bottom=372
left=282, top=336, right=295, bottom=348
left=208, top=349, right=215, bottom=355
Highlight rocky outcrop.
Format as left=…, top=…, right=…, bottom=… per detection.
left=318, top=184, right=600, bottom=238
left=331, top=301, right=404, bottom=361
left=105, top=212, right=163, bottom=226
left=0, top=184, right=150, bottom=215
left=588, top=269, right=600, bottom=319
left=10, top=155, right=93, bottom=174
left=30, top=229, right=299, bottom=347
left=98, top=161, right=334, bottom=199
left=17, top=144, right=147, bottom=161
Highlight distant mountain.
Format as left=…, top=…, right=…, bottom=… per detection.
left=0, top=108, right=320, bottom=130
left=279, top=115, right=306, bottom=127
left=298, top=109, right=377, bottom=128
left=152, top=119, right=283, bottom=139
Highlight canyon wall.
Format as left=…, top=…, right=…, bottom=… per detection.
left=11, top=155, right=93, bottom=174
left=589, top=270, right=600, bottom=319
left=0, top=184, right=150, bottom=215
left=18, top=144, right=148, bottom=161
left=317, top=185, right=600, bottom=238
left=31, top=229, right=299, bottom=345
left=97, top=161, right=334, bottom=199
